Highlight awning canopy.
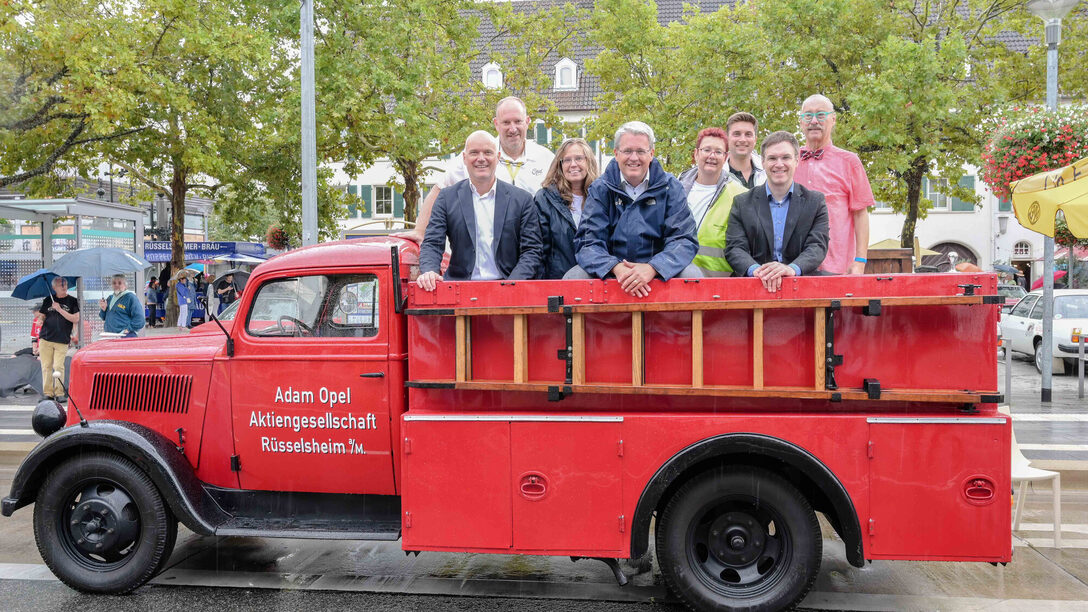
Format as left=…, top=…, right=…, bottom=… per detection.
left=0, top=197, right=145, bottom=223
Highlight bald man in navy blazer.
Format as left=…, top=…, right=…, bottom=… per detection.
left=417, top=131, right=542, bottom=290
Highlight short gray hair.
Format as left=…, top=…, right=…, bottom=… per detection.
left=801, top=94, right=834, bottom=111
left=112, top=274, right=127, bottom=283
left=52, top=276, right=67, bottom=288
left=614, top=121, right=655, bottom=149
left=464, top=130, right=499, bottom=153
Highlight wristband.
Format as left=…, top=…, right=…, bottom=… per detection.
left=854, top=257, right=867, bottom=263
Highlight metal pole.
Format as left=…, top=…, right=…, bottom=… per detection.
left=1079, top=336, right=1084, bottom=400
left=1040, top=20, right=1061, bottom=403
left=300, top=0, right=318, bottom=247
left=1005, top=338, right=1013, bottom=406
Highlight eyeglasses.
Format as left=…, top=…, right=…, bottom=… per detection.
left=698, top=147, right=726, bottom=157
left=798, top=111, right=834, bottom=123
left=561, top=155, right=587, bottom=165
left=617, top=148, right=651, bottom=157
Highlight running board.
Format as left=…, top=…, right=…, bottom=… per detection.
left=215, top=517, right=400, bottom=540
left=205, top=486, right=401, bottom=540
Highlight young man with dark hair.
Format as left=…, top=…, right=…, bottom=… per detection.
left=38, top=277, right=79, bottom=400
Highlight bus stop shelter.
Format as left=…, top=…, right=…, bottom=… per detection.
left=0, top=197, right=146, bottom=352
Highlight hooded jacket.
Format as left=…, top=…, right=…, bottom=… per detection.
left=533, top=186, right=582, bottom=279
left=574, top=158, right=697, bottom=280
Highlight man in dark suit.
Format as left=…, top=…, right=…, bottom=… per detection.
left=417, top=130, right=543, bottom=290
left=725, top=131, right=829, bottom=292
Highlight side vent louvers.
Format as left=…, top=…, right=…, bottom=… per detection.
left=90, top=373, right=193, bottom=414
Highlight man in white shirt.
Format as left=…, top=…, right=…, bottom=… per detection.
left=416, top=131, right=543, bottom=290
left=397, top=96, right=554, bottom=244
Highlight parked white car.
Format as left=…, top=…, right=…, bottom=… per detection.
left=1000, top=289, right=1088, bottom=374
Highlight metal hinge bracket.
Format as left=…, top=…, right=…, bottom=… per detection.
left=229, top=455, right=241, bottom=472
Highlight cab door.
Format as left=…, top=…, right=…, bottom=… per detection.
left=230, top=270, right=394, bottom=494
left=1000, top=294, right=1038, bottom=355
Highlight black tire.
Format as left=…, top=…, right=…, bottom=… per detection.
left=656, top=467, right=821, bottom=612
left=33, top=453, right=178, bottom=594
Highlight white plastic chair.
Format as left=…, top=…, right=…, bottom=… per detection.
left=999, top=406, right=1061, bottom=548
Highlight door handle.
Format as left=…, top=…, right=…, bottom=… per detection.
left=359, top=372, right=385, bottom=378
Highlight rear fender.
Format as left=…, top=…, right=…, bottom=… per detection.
left=630, top=432, right=864, bottom=567
left=1, top=421, right=229, bottom=535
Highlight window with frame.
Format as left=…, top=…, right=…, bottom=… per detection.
left=374, top=186, right=393, bottom=216
left=554, top=58, right=577, bottom=90
left=482, top=62, right=502, bottom=89
left=1013, top=241, right=1032, bottom=258
left=245, top=274, right=380, bottom=339
left=925, top=178, right=949, bottom=210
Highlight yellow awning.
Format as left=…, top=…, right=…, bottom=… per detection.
left=1011, top=155, right=1088, bottom=239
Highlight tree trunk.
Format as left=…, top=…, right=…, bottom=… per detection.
left=900, top=156, right=928, bottom=250
left=396, top=158, right=421, bottom=224
left=166, top=166, right=188, bottom=326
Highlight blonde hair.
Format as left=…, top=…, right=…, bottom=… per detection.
left=542, top=138, right=599, bottom=208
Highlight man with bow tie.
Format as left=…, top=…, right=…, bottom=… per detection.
left=793, top=94, right=875, bottom=275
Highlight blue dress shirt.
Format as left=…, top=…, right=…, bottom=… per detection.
left=746, top=184, right=802, bottom=277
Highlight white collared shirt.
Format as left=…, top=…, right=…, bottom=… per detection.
left=622, top=174, right=650, bottom=201
left=443, top=140, right=555, bottom=194
left=471, top=179, right=501, bottom=280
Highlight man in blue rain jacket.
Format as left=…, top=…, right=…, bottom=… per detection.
left=566, top=121, right=699, bottom=297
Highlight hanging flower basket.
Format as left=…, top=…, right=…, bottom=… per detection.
left=981, top=104, right=1088, bottom=202
left=266, top=225, right=291, bottom=250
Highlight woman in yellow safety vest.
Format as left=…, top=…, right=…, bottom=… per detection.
left=677, top=127, right=750, bottom=276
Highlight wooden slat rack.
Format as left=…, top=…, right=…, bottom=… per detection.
left=406, top=293, right=1005, bottom=405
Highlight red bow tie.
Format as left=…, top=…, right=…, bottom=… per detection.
left=800, top=148, right=824, bottom=161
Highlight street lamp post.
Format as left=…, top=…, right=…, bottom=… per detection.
left=300, top=0, right=318, bottom=247
left=1026, top=0, right=1080, bottom=402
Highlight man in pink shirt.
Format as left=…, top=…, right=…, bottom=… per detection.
left=793, top=94, right=873, bottom=275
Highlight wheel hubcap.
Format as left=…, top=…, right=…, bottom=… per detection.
left=61, top=482, right=140, bottom=565
left=689, top=501, right=789, bottom=594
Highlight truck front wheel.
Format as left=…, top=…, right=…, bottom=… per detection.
left=656, top=467, right=821, bottom=612
left=33, top=453, right=178, bottom=594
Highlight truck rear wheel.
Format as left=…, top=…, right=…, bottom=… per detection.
left=33, top=453, right=177, bottom=594
left=656, top=467, right=821, bottom=612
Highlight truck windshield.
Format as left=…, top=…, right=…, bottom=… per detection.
left=245, top=274, right=380, bottom=338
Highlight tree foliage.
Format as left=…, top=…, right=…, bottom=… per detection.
left=585, top=0, right=1051, bottom=249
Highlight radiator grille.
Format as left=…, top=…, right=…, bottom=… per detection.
left=89, top=373, right=193, bottom=414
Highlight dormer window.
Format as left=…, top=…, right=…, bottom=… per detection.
left=482, top=62, right=503, bottom=89
left=554, top=58, right=577, bottom=90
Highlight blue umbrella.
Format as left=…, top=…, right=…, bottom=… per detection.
left=12, top=269, right=80, bottom=301
left=993, top=264, right=1020, bottom=275
left=50, top=247, right=151, bottom=278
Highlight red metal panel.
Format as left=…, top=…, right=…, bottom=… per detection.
left=763, top=308, right=815, bottom=388
left=585, top=313, right=632, bottom=384
left=401, top=420, right=511, bottom=550
left=407, top=316, right=456, bottom=382
left=702, top=310, right=753, bottom=386
left=867, top=420, right=1010, bottom=559
left=528, top=314, right=567, bottom=383
left=470, top=315, right=514, bottom=381
left=511, top=422, right=624, bottom=552
left=645, top=312, right=693, bottom=385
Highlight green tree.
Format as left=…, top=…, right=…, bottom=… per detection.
left=586, top=0, right=1033, bottom=249
left=317, top=0, right=577, bottom=224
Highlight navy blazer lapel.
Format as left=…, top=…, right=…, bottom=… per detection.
left=459, top=181, right=478, bottom=251
left=492, top=181, right=512, bottom=254
left=754, top=188, right=775, bottom=254
left=782, top=184, right=804, bottom=249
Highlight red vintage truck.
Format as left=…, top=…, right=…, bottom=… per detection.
left=4, top=237, right=1010, bottom=612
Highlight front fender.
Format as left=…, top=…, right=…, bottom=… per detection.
left=2, top=421, right=229, bottom=535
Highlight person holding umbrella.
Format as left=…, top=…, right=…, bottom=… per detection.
left=37, top=277, right=79, bottom=401
left=98, top=274, right=145, bottom=337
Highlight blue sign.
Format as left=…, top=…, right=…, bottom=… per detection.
left=143, top=241, right=266, bottom=263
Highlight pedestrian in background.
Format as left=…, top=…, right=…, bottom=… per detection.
left=146, top=278, right=160, bottom=327
left=533, top=138, right=599, bottom=279
left=216, top=273, right=239, bottom=314
left=30, top=303, right=42, bottom=357
left=37, top=277, right=79, bottom=401
left=99, top=274, right=145, bottom=337
left=175, top=276, right=194, bottom=329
